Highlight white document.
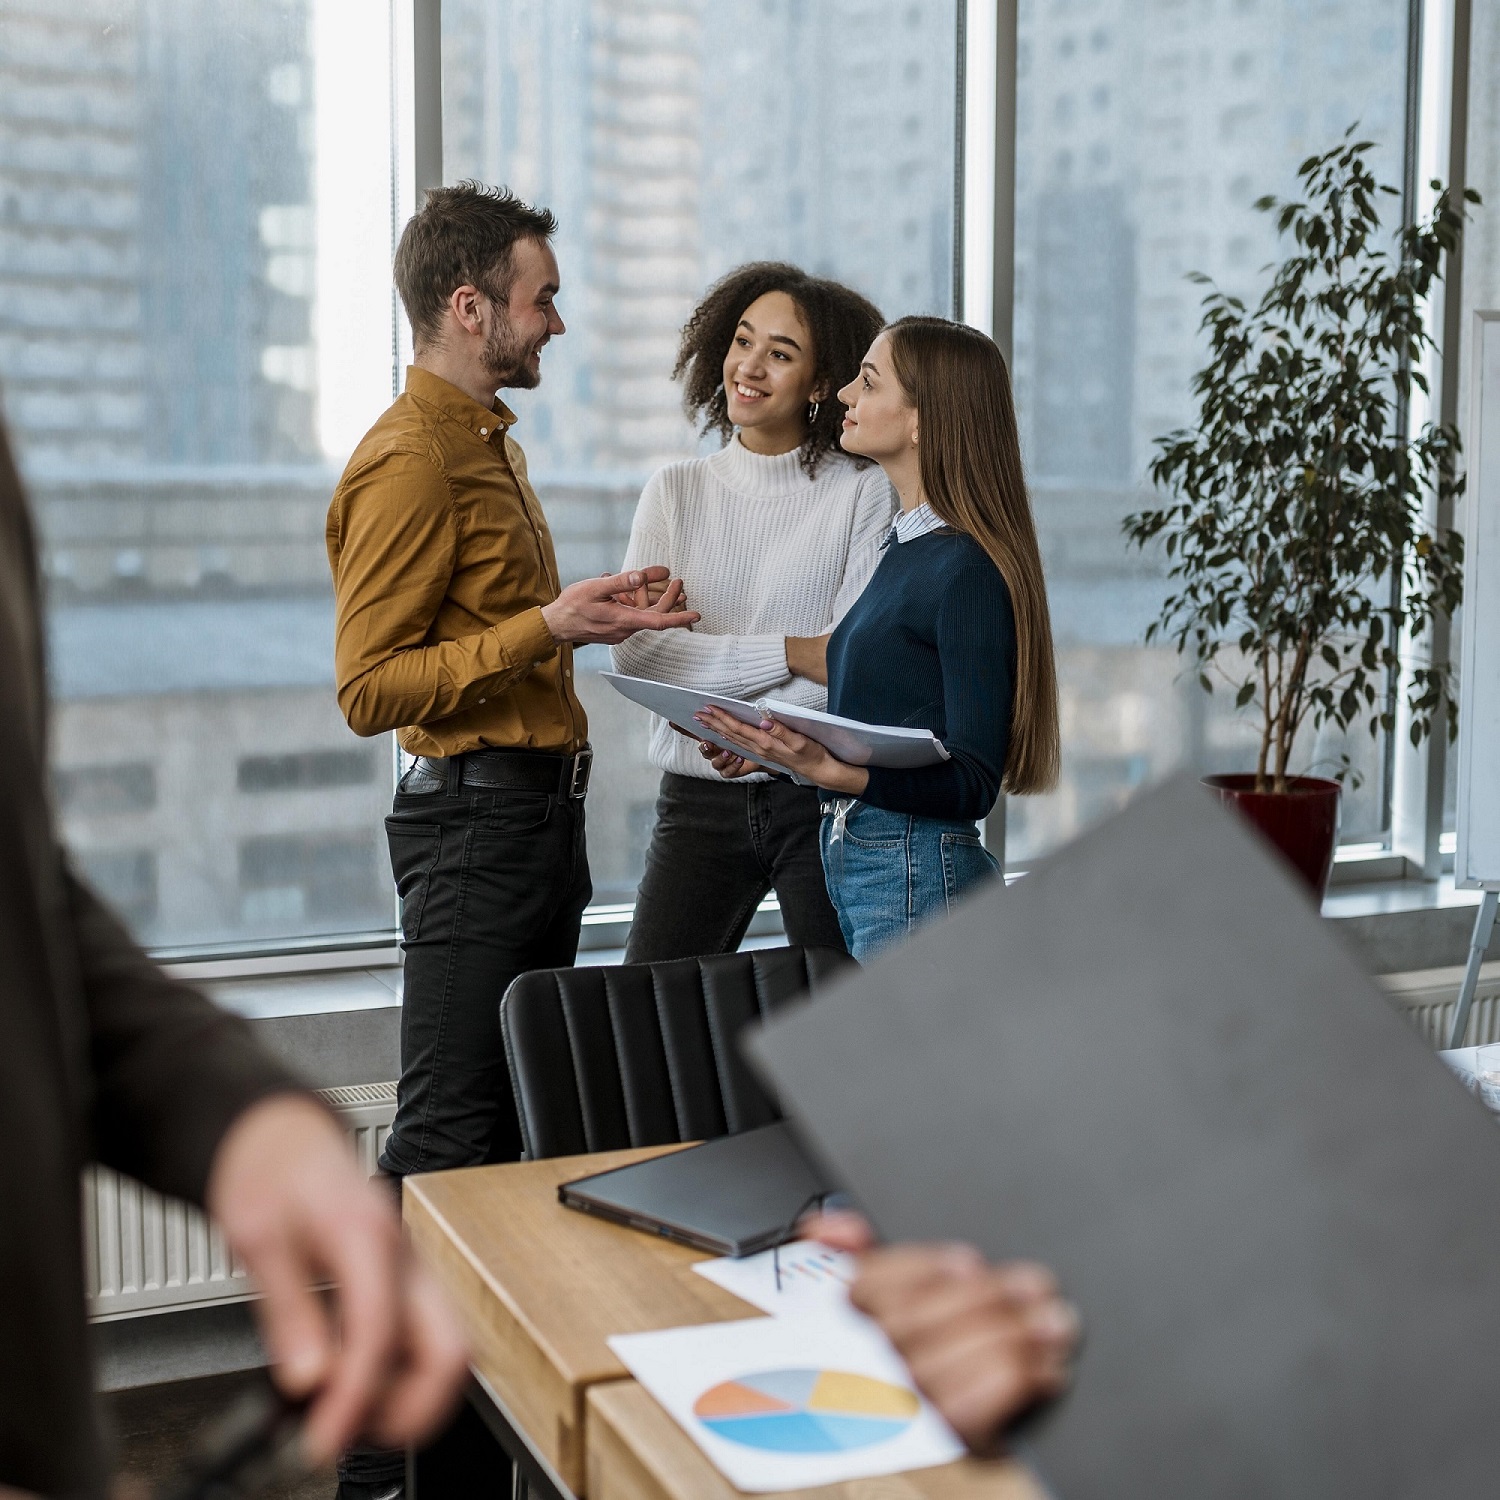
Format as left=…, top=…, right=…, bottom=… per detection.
left=602, top=671, right=948, bottom=772
left=692, top=1239, right=857, bottom=1317
left=608, top=1306, right=964, bottom=1493
left=600, top=672, right=800, bottom=775
left=1440, top=1047, right=1479, bottom=1084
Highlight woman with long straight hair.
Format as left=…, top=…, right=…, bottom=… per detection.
left=612, top=263, right=893, bottom=961
left=699, top=315, right=1059, bottom=960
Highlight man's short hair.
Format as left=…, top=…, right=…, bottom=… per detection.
left=393, top=181, right=558, bottom=349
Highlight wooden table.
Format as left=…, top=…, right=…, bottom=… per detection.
left=406, top=1145, right=1040, bottom=1500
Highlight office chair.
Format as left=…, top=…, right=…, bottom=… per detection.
left=500, top=944, right=854, bottom=1160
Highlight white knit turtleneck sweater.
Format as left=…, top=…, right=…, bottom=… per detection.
left=611, top=435, right=896, bottom=780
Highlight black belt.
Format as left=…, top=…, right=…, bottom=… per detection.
left=415, top=746, right=592, bottom=799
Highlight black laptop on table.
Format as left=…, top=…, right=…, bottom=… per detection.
left=557, top=1120, right=833, bottom=1257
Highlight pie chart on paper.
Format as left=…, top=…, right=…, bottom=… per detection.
left=692, top=1368, right=920, bottom=1453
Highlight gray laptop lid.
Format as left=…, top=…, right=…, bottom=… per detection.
left=558, top=1121, right=832, bottom=1257
left=745, top=775, right=1500, bottom=1498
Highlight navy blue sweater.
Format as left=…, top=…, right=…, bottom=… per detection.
left=826, top=529, right=1016, bottom=821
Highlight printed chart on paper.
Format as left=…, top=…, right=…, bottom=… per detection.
left=695, top=1367, right=919, bottom=1453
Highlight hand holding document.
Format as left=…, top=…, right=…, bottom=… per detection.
left=602, top=671, right=948, bottom=777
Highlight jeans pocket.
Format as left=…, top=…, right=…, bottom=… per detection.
left=841, top=802, right=908, bottom=849
left=940, top=832, right=999, bottom=912
left=476, top=792, right=554, bottom=837
left=397, top=763, right=444, bottom=795
left=385, top=821, right=441, bottom=941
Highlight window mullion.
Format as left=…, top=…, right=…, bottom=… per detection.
left=1392, top=0, right=1469, bottom=880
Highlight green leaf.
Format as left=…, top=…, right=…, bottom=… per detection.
left=1134, top=134, right=1466, bottom=745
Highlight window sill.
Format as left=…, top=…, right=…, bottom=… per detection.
left=201, top=965, right=404, bottom=1090
left=160, top=935, right=401, bottom=982
left=205, top=963, right=402, bottom=1020
left=578, top=895, right=786, bottom=952
left=168, top=876, right=1486, bottom=1041
left=1326, top=843, right=1413, bottom=887
left=1324, top=875, right=1495, bottom=974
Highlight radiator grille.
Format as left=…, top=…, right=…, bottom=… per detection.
left=1382, top=965, right=1500, bottom=1049
left=84, top=1081, right=397, bottom=1322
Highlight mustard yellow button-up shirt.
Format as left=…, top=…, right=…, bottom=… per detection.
left=326, top=366, right=587, bottom=758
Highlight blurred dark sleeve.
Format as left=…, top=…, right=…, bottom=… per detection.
left=69, top=867, right=305, bottom=1205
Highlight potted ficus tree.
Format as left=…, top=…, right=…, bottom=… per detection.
left=1125, top=130, right=1477, bottom=897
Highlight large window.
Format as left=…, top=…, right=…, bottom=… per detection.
left=1445, top=1, right=1500, bottom=833
left=6, top=0, right=1462, bottom=961
left=441, top=0, right=961, bottom=906
left=1, top=1, right=398, bottom=951
left=1009, top=0, right=1412, bottom=863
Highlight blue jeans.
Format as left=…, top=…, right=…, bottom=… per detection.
left=819, top=799, right=1001, bottom=962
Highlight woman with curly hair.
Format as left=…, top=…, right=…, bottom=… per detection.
left=612, top=262, right=893, bottom=961
left=699, top=317, right=1059, bottom=961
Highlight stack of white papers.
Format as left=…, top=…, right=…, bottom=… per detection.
left=602, top=672, right=948, bottom=778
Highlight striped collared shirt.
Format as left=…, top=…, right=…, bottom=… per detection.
left=884, top=501, right=947, bottom=547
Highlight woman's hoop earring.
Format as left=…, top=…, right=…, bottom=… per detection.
left=808, top=400, right=820, bottom=423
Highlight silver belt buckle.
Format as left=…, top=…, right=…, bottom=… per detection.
left=568, top=747, right=593, bottom=798
left=829, top=796, right=854, bottom=844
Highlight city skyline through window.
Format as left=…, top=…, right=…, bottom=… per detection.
left=441, top=0, right=961, bottom=907
left=0, top=0, right=1472, bottom=957
left=1009, top=0, right=1411, bottom=862
left=1, top=0, right=398, bottom=951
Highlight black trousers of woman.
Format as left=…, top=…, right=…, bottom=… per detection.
left=625, top=772, right=848, bottom=962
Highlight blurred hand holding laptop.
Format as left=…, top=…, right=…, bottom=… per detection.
left=744, top=774, right=1500, bottom=1497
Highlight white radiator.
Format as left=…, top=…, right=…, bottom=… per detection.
left=1381, top=963, right=1500, bottom=1048
left=84, top=1082, right=397, bottom=1322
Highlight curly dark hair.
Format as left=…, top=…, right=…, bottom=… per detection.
left=673, top=262, right=884, bottom=477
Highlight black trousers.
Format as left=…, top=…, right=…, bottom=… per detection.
left=624, top=772, right=847, bottom=963
left=378, top=764, right=592, bottom=1176
left=341, top=765, right=591, bottom=1492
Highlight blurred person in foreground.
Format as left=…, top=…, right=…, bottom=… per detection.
left=813, top=1211, right=1080, bottom=1455
left=0, top=417, right=467, bottom=1497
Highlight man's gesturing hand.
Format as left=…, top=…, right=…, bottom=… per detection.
left=542, top=567, right=700, bottom=645
left=206, top=1095, right=468, bottom=1466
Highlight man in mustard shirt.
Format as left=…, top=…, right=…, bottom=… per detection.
left=328, top=184, right=696, bottom=1197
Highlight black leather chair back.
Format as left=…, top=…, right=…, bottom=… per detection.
left=500, top=945, right=853, bottom=1159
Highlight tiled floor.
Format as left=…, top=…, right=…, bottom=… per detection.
left=105, top=1369, right=336, bottom=1500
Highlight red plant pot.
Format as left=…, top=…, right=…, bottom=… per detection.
left=1202, top=774, right=1342, bottom=901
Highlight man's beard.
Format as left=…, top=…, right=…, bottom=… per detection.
left=482, top=315, right=544, bottom=390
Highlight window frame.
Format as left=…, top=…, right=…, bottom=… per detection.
left=1387, top=0, right=1472, bottom=883
left=972, top=0, right=1468, bottom=884
left=152, top=0, right=1472, bottom=973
